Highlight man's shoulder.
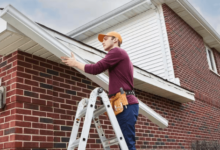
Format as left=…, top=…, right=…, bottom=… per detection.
left=110, top=47, right=127, bottom=55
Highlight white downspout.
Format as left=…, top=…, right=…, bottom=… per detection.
left=146, top=0, right=169, bottom=80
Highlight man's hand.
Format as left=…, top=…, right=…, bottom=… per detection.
left=61, top=52, right=77, bottom=67
left=60, top=52, right=85, bottom=72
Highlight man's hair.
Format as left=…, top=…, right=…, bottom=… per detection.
left=111, top=36, right=121, bottom=47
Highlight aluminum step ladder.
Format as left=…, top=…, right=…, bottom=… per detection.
left=67, top=87, right=129, bottom=150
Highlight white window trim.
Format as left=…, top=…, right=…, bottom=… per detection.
left=206, top=46, right=218, bottom=74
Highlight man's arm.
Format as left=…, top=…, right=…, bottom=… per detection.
left=61, top=48, right=123, bottom=75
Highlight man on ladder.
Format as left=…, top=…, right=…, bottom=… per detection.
left=61, top=31, right=139, bottom=150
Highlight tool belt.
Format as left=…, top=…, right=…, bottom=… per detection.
left=105, top=88, right=135, bottom=116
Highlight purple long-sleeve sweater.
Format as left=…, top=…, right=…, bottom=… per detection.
left=84, top=47, right=139, bottom=104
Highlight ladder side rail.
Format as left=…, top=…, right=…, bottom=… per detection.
left=77, top=89, right=99, bottom=150
left=67, top=98, right=88, bottom=150
left=99, top=91, right=129, bottom=150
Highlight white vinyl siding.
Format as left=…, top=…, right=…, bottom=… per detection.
left=82, top=7, right=176, bottom=83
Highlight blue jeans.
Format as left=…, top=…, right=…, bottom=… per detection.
left=116, top=104, right=139, bottom=150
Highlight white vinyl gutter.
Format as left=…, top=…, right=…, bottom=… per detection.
left=0, top=4, right=168, bottom=128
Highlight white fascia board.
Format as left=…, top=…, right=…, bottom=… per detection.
left=0, top=5, right=168, bottom=128
left=46, top=27, right=195, bottom=103
left=0, top=4, right=109, bottom=91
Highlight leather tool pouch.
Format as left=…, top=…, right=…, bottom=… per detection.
left=109, top=91, right=129, bottom=115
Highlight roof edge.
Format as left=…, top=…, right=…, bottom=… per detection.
left=177, top=0, right=220, bottom=45
left=66, top=0, right=146, bottom=37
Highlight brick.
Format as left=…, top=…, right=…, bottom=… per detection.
left=24, top=91, right=38, bottom=98
left=25, top=79, right=39, bottom=86
left=60, top=73, right=70, bottom=79
left=40, top=106, right=53, bottom=112
left=32, top=122, right=47, bottom=129
left=4, top=127, right=22, bottom=135
left=33, top=75, right=46, bottom=83
left=47, top=69, right=59, bottom=76
left=1, top=64, right=12, bottom=72
left=66, top=89, right=76, bottom=95
left=5, top=101, right=23, bottom=109
left=23, top=142, right=39, bottom=148
left=53, top=76, right=64, bottom=82
left=40, top=62, right=52, bottom=69
left=32, top=136, right=46, bottom=141
left=25, top=57, right=39, bottom=65
left=71, top=76, right=81, bottom=82
left=53, top=119, right=65, bottom=125
left=54, top=131, right=65, bottom=136
left=54, top=143, right=66, bottom=148
left=0, top=136, right=9, bottom=142
left=24, top=116, right=39, bottom=122
left=7, top=89, right=23, bottom=97
left=5, top=114, right=23, bottom=122
left=40, top=72, right=51, bottom=78
left=54, top=108, right=65, bottom=114
left=33, top=65, right=46, bottom=72
left=82, top=79, right=91, bottom=85
left=40, top=129, right=53, bottom=135
left=17, top=71, right=32, bottom=79
left=40, top=94, right=53, bottom=100
left=11, top=108, right=31, bottom=115
left=53, top=86, right=64, bottom=92
left=25, top=68, right=39, bottom=75
left=0, top=61, right=7, bottom=67
left=61, top=126, right=72, bottom=131
left=0, top=123, right=9, bottom=129
left=4, top=142, right=22, bottom=148
left=40, top=118, right=53, bottom=124
left=10, top=134, right=31, bottom=141
left=17, top=60, right=32, bottom=68
left=24, top=128, right=39, bottom=134
left=32, top=87, right=46, bottom=94
left=40, top=142, right=53, bottom=148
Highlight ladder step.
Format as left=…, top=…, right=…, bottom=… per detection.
left=78, top=105, right=106, bottom=119
left=93, top=105, right=105, bottom=118
left=103, top=137, right=118, bottom=147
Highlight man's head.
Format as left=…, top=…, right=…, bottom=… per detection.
left=98, top=31, right=122, bottom=51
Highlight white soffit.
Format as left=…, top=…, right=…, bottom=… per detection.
left=153, top=0, right=220, bottom=52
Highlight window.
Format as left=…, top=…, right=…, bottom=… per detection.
left=206, top=47, right=217, bottom=73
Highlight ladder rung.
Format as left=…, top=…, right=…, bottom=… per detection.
left=93, top=105, right=105, bottom=118
left=103, top=137, right=118, bottom=147
left=78, top=105, right=106, bottom=119
left=70, top=139, right=80, bottom=149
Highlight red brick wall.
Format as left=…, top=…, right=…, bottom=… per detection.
left=0, top=50, right=220, bottom=149
left=162, top=4, right=220, bottom=105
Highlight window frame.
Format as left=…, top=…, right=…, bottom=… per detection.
left=206, top=46, right=218, bottom=73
